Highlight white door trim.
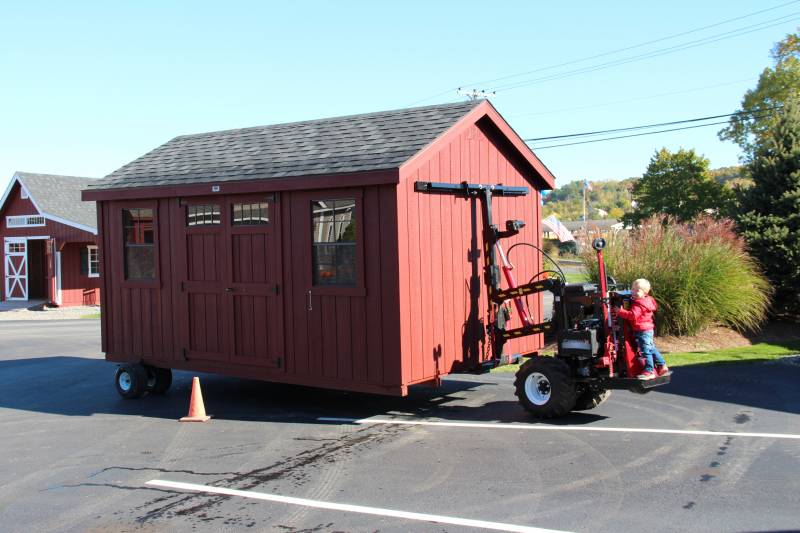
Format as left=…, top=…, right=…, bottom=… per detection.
left=4, top=237, right=28, bottom=300
left=55, top=250, right=62, bottom=305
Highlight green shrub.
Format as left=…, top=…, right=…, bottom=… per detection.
left=580, top=216, right=771, bottom=336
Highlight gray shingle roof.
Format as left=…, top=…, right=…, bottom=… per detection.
left=89, top=100, right=483, bottom=190
left=15, top=172, right=98, bottom=230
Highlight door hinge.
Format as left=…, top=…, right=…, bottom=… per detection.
left=182, top=347, right=189, bottom=361
left=180, top=281, right=185, bottom=292
left=276, top=357, right=282, bottom=369
left=273, top=284, right=280, bottom=295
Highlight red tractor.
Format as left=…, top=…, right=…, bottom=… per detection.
left=415, top=181, right=671, bottom=418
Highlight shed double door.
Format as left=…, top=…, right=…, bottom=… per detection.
left=177, top=195, right=283, bottom=369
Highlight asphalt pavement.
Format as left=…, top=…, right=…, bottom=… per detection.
left=1, top=320, right=799, bottom=533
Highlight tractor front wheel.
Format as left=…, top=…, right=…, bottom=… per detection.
left=514, top=357, right=576, bottom=418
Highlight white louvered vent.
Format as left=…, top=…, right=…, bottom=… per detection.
left=6, top=215, right=46, bottom=228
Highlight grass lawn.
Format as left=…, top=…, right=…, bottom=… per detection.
left=491, top=340, right=800, bottom=374
left=666, top=341, right=800, bottom=367
left=80, top=312, right=101, bottom=319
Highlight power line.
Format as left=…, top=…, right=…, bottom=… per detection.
left=524, top=108, right=777, bottom=142
left=465, top=0, right=800, bottom=89
left=507, top=77, right=756, bottom=118
left=529, top=120, right=732, bottom=149
left=407, top=1, right=799, bottom=105
left=492, top=13, right=800, bottom=92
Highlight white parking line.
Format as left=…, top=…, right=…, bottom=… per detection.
left=318, top=417, right=800, bottom=440
left=146, top=479, right=572, bottom=533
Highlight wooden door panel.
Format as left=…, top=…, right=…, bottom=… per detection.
left=228, top=195, right=282, bottom=369
left=178, top=199, right=230, bottom=363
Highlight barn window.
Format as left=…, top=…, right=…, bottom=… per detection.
left=312, top=199, right=356, bottom=287
left=122, top=208, right=155, bottom=280
left=187, top=204, right=221, bottom=226
left=81, top=245, right=100, bottom=278
left=232, top=202, right=269, bottom=225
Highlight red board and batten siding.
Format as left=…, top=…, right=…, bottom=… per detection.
left=0, top=182, right=99, bottom=304
left=396, top=113, right=547, bottom=386
left=99, top=187, right=404, bottom=395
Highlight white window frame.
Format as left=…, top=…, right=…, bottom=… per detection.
left=6, top=215, right=46, bottom=228
left=86, top=245, right=100, bottom=278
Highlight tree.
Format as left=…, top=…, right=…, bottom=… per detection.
left=735, top=102, right=800, bottom=315
left=719, top=30, right=800, bottom=155
left=623, top=148, right=732, bottom=226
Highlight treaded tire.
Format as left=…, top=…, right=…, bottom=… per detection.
left=145, top=366, right=172, bottom=394
left=514, top=357, right=576, bottom=418
left=573, top=388, right=611, bottom=411
left=115, top=364, right=147, bottom=399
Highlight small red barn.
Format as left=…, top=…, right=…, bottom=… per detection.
left=83, top=100, right=556, bottom=396
left=1, top=172, right=100, bottom=306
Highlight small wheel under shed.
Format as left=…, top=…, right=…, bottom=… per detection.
left=145, top=366, right=173, bottom=394
left=514, top=357, right=576, bottom=418
left=573, top=386, right=611, bottom=411
left=114, top=364, right=148, bottom=399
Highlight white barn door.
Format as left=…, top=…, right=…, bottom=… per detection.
left=4, top=238, right=27, bottom=300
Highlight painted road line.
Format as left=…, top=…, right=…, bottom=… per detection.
left=317, top=417, right=800, bottom=440
left=146, top=479, right=571, bottom=533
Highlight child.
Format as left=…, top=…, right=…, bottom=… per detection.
left=615, top=278, right=669, bottom=380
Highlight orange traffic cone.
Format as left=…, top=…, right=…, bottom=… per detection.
left=180, top=377, right=211, bottom=422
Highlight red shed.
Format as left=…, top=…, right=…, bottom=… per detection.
left=1, top=172, right=100, bottom=306
left=83, top=100, right=556, bottom=397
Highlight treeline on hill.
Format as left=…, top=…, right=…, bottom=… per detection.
left=543, top=167, right=744, bottom=222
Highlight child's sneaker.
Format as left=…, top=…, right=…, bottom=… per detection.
left=656, top=365, right=670, bottom=377
left=637, top=371, right=656, bottom=380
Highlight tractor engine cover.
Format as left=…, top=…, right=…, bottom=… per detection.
left=559, top=328, right=600, bottom=359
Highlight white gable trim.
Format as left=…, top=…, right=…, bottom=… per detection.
left=1, top=173, right=98, bottom=235
left=0, top=176, right=19, bottom=213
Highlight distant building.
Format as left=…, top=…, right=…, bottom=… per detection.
left=1, top=172, right=100, bottom=306
left=562, top=219, right=625, bottom=240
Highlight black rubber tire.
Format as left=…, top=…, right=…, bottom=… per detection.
left=145, top=366, right=172, bottom=394
left=114, top=364, right=148, bottom=399
left=514, top=357, right=576, bottom=418
left=573, top=387, right=611, bottom=411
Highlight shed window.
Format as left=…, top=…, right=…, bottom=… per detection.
left=312, top=199, right=356, bottom=287
left=7, top=242, right=25, bottom=254
left=123, top=208, right=155, bottom=280
left=187, top=204, right=221, bottom=226
left=232, top=202, right=269, bottom=225
left=81, top=245, right=100, bottom=277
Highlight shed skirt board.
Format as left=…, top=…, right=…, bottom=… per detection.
left=105, top=353, right=407, bottom=396
left=4, top=238, right=27, bottom=300
left=176, top=195, right=284, bottom=370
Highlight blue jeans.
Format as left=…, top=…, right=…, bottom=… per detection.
left=635, top=330, right=665, bottom=372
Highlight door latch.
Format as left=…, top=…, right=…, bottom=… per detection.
left=307, top=290, right=313, bottom=311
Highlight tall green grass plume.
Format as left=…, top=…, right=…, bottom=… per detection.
left=580, top=216, right=771, bottom=336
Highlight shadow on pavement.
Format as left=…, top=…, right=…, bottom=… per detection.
left=653, top=357, right=800, bottom=415
left=2, top=355, right=798, bottom=425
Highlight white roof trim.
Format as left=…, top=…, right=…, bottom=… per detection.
left=1, top=173, right=97, bottom=235
left=43, top=213, right=98, bottom=235
left=0, top=176, right=20, bottom=212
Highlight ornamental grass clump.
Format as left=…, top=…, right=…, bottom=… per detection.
left=580, top=216, right=771, bottom=336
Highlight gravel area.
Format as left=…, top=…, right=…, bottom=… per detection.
left=0, top=303, right=100, bottom=321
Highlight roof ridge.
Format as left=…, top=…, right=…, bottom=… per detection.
left=171, top=100, right=483, bottom=141
left=15, top=171, right=97, bottom=181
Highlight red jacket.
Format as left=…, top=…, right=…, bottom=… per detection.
left=617, top=295, right=657, bottom=332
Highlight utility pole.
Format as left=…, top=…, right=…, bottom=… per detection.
left=457, top=88, right=496, bottom=100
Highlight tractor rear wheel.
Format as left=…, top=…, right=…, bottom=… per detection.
left=573, top=387, right=611, bottom=411
left=514, top=357, right=576, bottom=418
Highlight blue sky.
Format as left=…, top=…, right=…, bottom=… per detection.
left=1, top=1, right=797, bottom=193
